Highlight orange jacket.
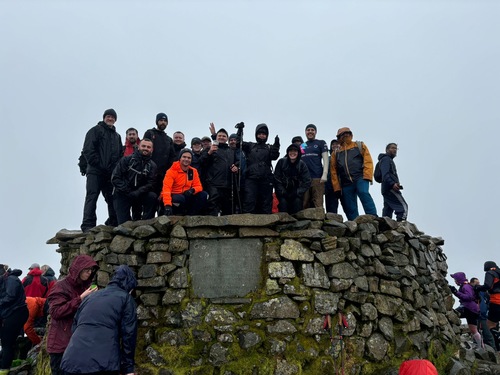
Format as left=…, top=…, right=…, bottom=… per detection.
left=162, top=161, right=203, bottom=206
left=24, top=297, right=47, bottom=345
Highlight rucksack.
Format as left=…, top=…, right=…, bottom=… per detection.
left=374, top=161, right=382, bottom=183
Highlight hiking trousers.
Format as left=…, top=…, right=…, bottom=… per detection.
left=342, top=179, right=377, bottom=220
left=0, top=306, right=29, bottom=370
left=81, top=173, right=117, bottom=231
left=382, top=189, right=408, bottom=221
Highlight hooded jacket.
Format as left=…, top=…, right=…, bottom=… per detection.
left=378, top=152, right=400, bottom=194
left=82, top=121, right=123, bottom=176
left=123, top=137, right=141, bottom=157
left=22, top=267, right=49, bottom=298
left=0, top=268, right=27, bottom=319
left=240, top=124, right=280, bottom=180
left=111, top=149, right=158, bottom=195
left=477, top=265, right=500, bottom=305
left=173, top=141, right=187, bottom=161
left=46, top=255, right=98, bottom=353
left=274, top=144, right=311, bottom=198
left=200, top=142, right=237, bottom=188
left=451, top=272, right=479, bottom=314
left=330, top=139, right=374, bottom=191
left=143, top=127, right=175, bottom=174
left=161, top=161, right=203, bottom=206
left=399, top=359, right=438, bottom=375
left=61, top=265, right=137, bottom=375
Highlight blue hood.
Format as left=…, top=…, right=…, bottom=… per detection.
left=109, top=265, right=137, bottom=292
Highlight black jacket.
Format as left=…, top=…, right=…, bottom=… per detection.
left=378, top=153, right=399, bottom=194
left=240, top=124, right=280, bottom=180
left=112, top=150, right=157, bottom=195
left=200, top=143, right=236, bottom=188
left=0, top=269, right=27, bottom=319
left=82, top=122, right=123, bottom=176
left=143, top=128, right=175, bottom=174
left=274, top=156, right=311, bottom=198
left=61, top=267, right=137, bottom=374
left=173, top=142, right=187, bottom=161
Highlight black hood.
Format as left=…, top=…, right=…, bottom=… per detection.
left=255, top=123, right=269, bottom=143
left=286, top=144, right=302, bottom=162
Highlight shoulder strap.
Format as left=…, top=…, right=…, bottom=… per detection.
left=356, top=141, right=363, bottom=153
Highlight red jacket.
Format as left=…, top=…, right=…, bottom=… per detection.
left=24, top=297, right=46, bottom=345
left=123, top=138, right=140, bottom=156
left=22, top=268, right=49, bottom=298
left=161, top=161, right=203, bottom=206
left=46, top=255, right=98, bottom=354
left=399, top=359, right=438, bottom=375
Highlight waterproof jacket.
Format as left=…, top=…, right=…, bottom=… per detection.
left=240, top=124, right=280, bottom=180
left=173, top=141, right=187, bottom=161
left=46, top=255, right=98, bottom=354
left=477, top=269, right=500, bottom=305
left=143, top=127, right=175, bottom=174
left=451, top=272, right=479, bottom=314
left=274, top=153, right=311, bottom=198
left=161, top=161, right=203, bottom=206
left=399, top=359, right=438, bottom=375
left=24, top=297, right=46, bottom=345
left=82, top=121, right=123, bottom=176
left=200, top=143, right=237, bottom=188
left=123, top=138, right=140, bottom=156
left=111, top=150, right=157, bottom=195
left=61, top=266, right=137, bottom=375
left=22, top=268, right=49, bottom=297
left=378, top=153, right=400, bottom=194
left=330, top=139, right=374, bottom=191
left=0, top=269, right=27, bottom=319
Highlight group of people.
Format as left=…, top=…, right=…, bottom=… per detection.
left=450, top=261, right=500, bottom=351
left=79, top=108, right=409, bottom=232
left=0, top=258, right=138, bottom=375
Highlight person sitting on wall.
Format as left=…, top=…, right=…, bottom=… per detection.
left=161, top=148, right=208, bottom=216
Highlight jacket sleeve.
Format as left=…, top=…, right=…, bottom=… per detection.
left=48, top=284, right=82, bottom=320
left=82, top=126, right=102, bottom=171
left=477, top=272, right=496, bottom=291
left=0, top=278, right=20, bottom=308
left=120, top=295, right=138, bottom=374
left=161, top=168, right=175, bottom=206
left=192, top=168, right=203, bottom=193
left=330, top=154, right=341, bottom=192
left=362, top=143, right=374, bottom=181
left=270, top=141, right=280, bottom=161
left=273, top=159, right=286, bottom=196
left=298, top=161, right=312, bottom=197
left=111, top=157, right=131, bottom=194
left=455, top=284, right=476, bottom=303
left=380, top=156, right=396, bottom=188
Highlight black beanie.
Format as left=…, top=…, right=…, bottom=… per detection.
left=305, top=124, right=317, bottom=131
left=291, top=136, right=304, bottom=144
left=103, top=108, right=117, bottom=120
left=484, top=261, right=498, bottom=271
left=156, top=113, right=168, bottom=124
left=178, top=148, right=193, bottom=159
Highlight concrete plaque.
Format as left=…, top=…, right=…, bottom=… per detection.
left=189, top=238, right=263, bottom=298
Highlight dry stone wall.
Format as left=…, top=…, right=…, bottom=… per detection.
left=47, top=209, right=460, bottom=374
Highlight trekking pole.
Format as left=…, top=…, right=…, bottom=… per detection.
left=235, top=122, right=245, bottom=213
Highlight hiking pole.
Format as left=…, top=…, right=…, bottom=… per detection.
left=235, top=122, right=245, bottom=213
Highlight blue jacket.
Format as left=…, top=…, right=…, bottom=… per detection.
left=378, top=153, right=400, bottom=195
left=61, top=266, right=138, bottom=374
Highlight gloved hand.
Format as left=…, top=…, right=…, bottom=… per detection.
left=235, top=122, right=245, bottom=129
left=274, top=135, right=280, bottom=146
left=183, top=188, right=195, bottom=197
left=449, top=285, right=457, bottom=294
left=164, top=205, right=173, bottom=216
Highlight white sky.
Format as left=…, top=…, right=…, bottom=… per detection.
left=1, top=0, right=499, bottom=283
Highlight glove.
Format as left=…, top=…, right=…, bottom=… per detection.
left=235, top=122, right=245, bottom=129
left=183, top=188, right=195, bottom=197
left=164, top=205, right=173, bottom=216
left=449, top=285, right=457, bottom=294
left=274, top=135, right=280, bottom=146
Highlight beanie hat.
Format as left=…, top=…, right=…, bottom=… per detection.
left=29, top=263, right=40, bottom=270
left=229, top=133, right=238, bottom=140
left=178, top=148, right=194, bottom=159
left=103, top=108, right=117, bottom=120
left=484, top=261, right=498, bottom=271
left=191, top=137, right=202, bottom=146
left=291, top=136, right=304, bottom=144
left=305, top=124, right=317, bottom=131
left=156, top=112, right=168, bottom=124
left=336, top=127, right=352, bottom=137
left=201, top=136, right=212, bottom=142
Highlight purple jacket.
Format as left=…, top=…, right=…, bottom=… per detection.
left=451, top=272, right=479, bottom=314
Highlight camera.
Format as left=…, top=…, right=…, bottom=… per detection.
left=235, top=122, right=245, bottom=129
left=399, top=185, right=403, bottom=190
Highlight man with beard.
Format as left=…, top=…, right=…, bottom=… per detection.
left=123, top=127, right=140, bottom=156
left=172, top=131, right=187, bottom=160
left=143, top=113, right=176, bottom=198
left=111, top=139, right=158, bottom=225
left=80, top=109, right=123, bottom=232
left=236, top=123, right=280, bottom=214
left=161, top=149, right=208, bottom=216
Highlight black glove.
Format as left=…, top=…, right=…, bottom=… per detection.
left=274, top=135, right=280, bottom=146
left=164, top=205, right=173, bottom=216
left=235, top=122, right=245, bottom=129
left=183, top=188, right=195, bottom=197
left=449, top=285, right=457, bottom=294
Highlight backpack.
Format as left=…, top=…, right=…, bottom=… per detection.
left=374, top=161, right=382, bottom=183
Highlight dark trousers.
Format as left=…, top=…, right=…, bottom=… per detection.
left=81, top=173, right=117, bottom=231
left=242, top=178, right=273, bottom=214
left=49, top=353, right=64, bottom=375
left=206, top=185, right=233, bottom=216
left=113, top=191, right=158, bottom=225
left=325, top=180, right=346, bottom=214
left=277, top=193, right=303, bottom=215
left=382, top=190, right=408, bottom=221
left=171, top=191, right=208, bottom=215
left=0, top=306, right=29, bottom=369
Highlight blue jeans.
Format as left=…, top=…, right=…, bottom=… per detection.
left=341, top=179, right=377, bottom=220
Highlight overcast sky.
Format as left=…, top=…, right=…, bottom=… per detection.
left=1, top=0, right=498, bottom=283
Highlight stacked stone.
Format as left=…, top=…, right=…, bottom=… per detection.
left=47, top=209, right=460, bottom=375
